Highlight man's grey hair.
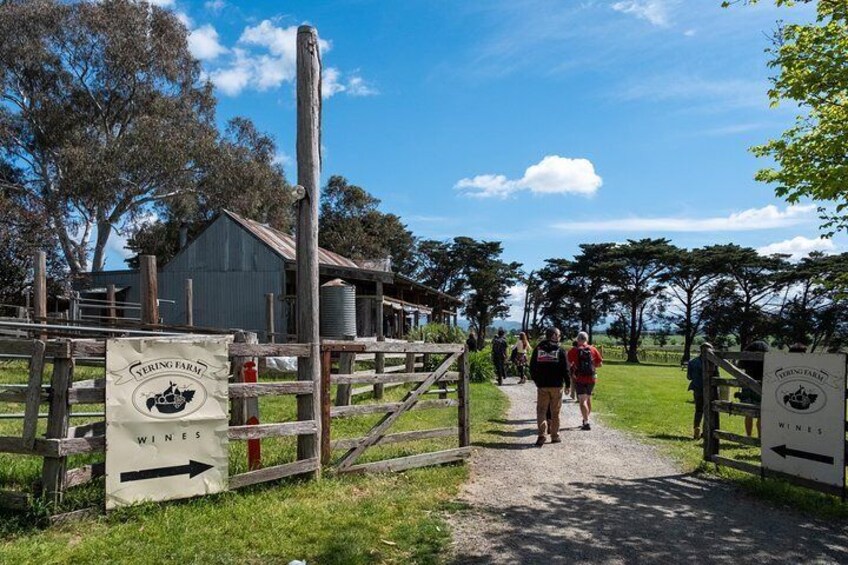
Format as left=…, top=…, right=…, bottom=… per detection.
left=577, top=331, right=589, bottom=343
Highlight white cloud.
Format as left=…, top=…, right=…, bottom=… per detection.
left=175, top=11, right=193, bottom=28
left=553, top=205, right=817, bottom=233
left=683, top=29, right=696, bottom=37
left=200, top=21, right=376, bottom=98
left=617, top=75, right=768, bottom=110
left=456, top=155, right=602, bottom=199
left=204, top=0, right=226, bottom=12
left=189, top=25, right=228, bottom=61
left=612, top=0, right=673, bottom=27
left=147, top=0, right=175, bottom=6
left=506, top=284, right=527, bottom=322
left=757, top=236, right=836, bottom=260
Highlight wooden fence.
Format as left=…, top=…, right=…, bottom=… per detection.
left=0, top=336, right=470, bottom=515
left=701, top=346, right=847, bottom=497
left=321, top=341, right=470, bottom=474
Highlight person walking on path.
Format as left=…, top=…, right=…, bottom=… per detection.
left=491, top=328, right=509, bottom=386
left=529, top=327, right=570, bottom=446
left=512, top=332, right=530, bottom=384
left=737, top=340, right=769, bottom=438
left=687, top=343, right=719, bottom=440
left=465, top=331, right=479, bottom=353
left=567, top=331, right=603, bottom=431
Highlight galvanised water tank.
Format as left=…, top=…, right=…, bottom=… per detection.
left=320, top=279, right=357, bottom=338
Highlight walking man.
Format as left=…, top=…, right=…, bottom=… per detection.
left=491, top=328, right=508, bottom=386
left=567, top=331, right=602, bottom=430
left=530, top=327, right=570, bottom=446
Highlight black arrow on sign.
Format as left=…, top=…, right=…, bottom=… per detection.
left=771, top=445, right=834, bottom=465
left=120, top=460, right=214, bottom=483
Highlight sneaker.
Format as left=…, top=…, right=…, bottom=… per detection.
left=581, top=422, right=591, bottom=431
left=535, top=437, right=545, bottom=447
left=551, top=437, right=562, bottom=444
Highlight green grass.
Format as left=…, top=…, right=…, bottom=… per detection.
left=593, top=360, right=848, bottom=520
left=0, top=356, right=508, bottom=563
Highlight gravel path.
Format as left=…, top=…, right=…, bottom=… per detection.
left=447, top=377, right=848, bottom=564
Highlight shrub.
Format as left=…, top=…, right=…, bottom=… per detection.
left=407, top=323, right=466, bottom=344
left=468, top=349, right=495, bottom=383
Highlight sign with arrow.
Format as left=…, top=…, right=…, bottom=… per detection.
left=761, top=352, right=846, bottom=488
left=105, top=337, right=231, bottom=510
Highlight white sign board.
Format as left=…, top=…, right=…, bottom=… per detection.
left=105, top=336, right=232, bottom=509
left=761, top=352, right=847, bottom=488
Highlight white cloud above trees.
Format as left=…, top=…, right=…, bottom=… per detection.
left=456, top=155, right=602, bottom=198
left=612, top=0, right=673, bottom=27
left=553, top=204, right=817, bottom=232
left=188, top=24, right=228, bottom=60
left=757, top=236, right=836, bottom=260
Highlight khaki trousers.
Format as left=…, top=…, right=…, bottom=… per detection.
left=536, top=387, right=563, bottom=439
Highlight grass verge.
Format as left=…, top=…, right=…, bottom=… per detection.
left=0, top=366, right=508, bottom=563
left=592, top=360, right=848, bottom=520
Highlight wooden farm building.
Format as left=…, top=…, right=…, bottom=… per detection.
left=79, top=210, right=461, bottom=341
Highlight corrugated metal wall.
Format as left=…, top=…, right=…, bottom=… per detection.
left=83, top=215, right=286, bottom=338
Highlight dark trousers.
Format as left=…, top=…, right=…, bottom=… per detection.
left=693, top=388, right=704, bottom=428
left=494, top=358, right=507, bottom=382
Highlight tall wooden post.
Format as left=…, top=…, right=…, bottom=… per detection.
left=701, top=344, right=719, bottom=462
left=266, top=293, right=276, bottom=343
left=33, top=251, right=46, bottom=338
left=139, top=255, right=159, bottom=326
left=185, top=279, right=194, bottom=327
left=458, top=350, right=470, bottom=447
left=374, top=281, right=385, bottom=399
left=106, top=284, right=116, bottom=326
left=41, top=341, right=72, bottom=506
left=296, top=25, right=322, bottom=475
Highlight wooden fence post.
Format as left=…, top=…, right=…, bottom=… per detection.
left=335, top=350, right=355, bottom=407
left=701, top=344, right=719, bottom=462
left=185, top=278, right=193, bottom=327
left=106, top=284, right=116, bottom=326
left=230, top=331, right=258, bottom=426
left=266, top=293, right=275, bottom=343
left=321, top=348, right=332, bottom=466
left=41, top=341, right=73, bottom=507
left=458, top=350, right=470, bottom=447
left=139, top=255, right=159, bottom=326
left=295, top=25, right=322, bottom=477
left=33, top=251, right=46, bottom=338
left=22, top=340, right=46, bottom=450
left=374, top=281, right=385, bottom=399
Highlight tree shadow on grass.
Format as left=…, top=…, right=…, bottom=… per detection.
left=450, top=473, right=848, bottom=564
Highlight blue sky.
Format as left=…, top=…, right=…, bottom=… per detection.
left=107, top=0, right=838, bottom=317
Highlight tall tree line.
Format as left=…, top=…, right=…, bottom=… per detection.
left=534, top=240, right=848, bottom=363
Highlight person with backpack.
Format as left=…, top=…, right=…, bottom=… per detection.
left=465, top=331, right=479, bottom=353
left=491, top=328, right=508, bottom=386
left=529, top=327, right=570, bottom=446
left=567, top=331, right=603, bottom=430
left=511, top=331, right=530, bottom=384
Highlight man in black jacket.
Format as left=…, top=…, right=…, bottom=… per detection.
left=530, top=327, right=570, bottom=446
left=491, top=328, right=508, bottom=386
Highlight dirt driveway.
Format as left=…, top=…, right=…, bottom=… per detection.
left=448, top=378, right=848, bottom=564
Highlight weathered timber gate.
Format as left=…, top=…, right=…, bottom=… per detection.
left=701, top=344, right=848, bottom=497
left=321, top=341, right=471, bottom=473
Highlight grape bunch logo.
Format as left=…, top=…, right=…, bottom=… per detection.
left=772, top=366, right=838, bottom=415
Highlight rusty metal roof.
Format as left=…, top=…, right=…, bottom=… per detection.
left=224, top=210, right=361, bottom=269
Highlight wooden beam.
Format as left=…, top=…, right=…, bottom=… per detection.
left=41, top=350, right=73, bottom=505
left=712, top=400, right=760, bottom=418
left=330, top=427, right=458, bottom=451
left=229, top=457, right=320, bottom=490
left=706, top=350, right=763, bottom=396
left=458, top=351, right=470, bottom=447
left=65, top=462, right=105, bottom=489
left=713, top=430, right=760, bottom=447
left=334, top=350, right=355, bottom=407
left=295, top=25, right=322, bottom=477
left=228, top=382, right=313, bottom=398
left=139, top=255, right=159, bottom=325
left=228, top=343, right=311, bottom=358
left=266, top=293, right=275, bottom=343
left=228, top=421, right=318, bottom=440
left=106, top=284, right=116, bottom=326
left=331, top=399, right=458, bottom=419
left=22, top=340, right=46, bottom=449
left=340, top=447, right=471, bottom=474
left=332, top=371, right=460, bottom=385
left=185, top=279, right=193, bottom=327
left=322, top=341, right=464, bottom=354
left=33, top=251, right=46, bottom=338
